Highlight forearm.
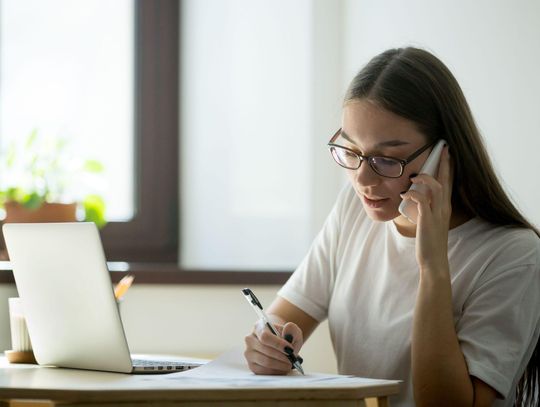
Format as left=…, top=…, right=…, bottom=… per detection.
left=267, top=313, right=287, bottom=326
left=268, top=297, right=319, bottom=341
left=412, top=267, right=473, bottom=406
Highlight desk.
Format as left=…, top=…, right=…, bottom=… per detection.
left=0, top=356, right=400, bottom=407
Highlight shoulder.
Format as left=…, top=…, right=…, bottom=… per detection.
left=455, top=218, right=539, bottom=256
left=479, top=222, right=539, bottom=267
left=453, top=219, right=540, bottom=281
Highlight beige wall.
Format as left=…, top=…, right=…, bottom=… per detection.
left=0, top=283, right=338, bottom=374
left=342, top=0, right=540, bottom=228
left=0, top=284, right=18, bottom=350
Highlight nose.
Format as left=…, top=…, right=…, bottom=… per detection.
left=353, top=160, right=380, bottom=187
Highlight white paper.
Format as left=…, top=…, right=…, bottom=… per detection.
left=154, top=347, right=397, bottom=388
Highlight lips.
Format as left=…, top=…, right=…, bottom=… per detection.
left=362, top=195, right=390, bottom=208
left=364, top=196, right=386, bottom=201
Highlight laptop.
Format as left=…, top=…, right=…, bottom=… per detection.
left=3, top=222, right=204, bottom=374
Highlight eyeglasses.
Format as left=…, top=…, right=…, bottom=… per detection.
left=327, top=128, right=436, bottom=178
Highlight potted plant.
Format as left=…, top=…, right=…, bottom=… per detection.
left=0, top=130, right=107, bottom=227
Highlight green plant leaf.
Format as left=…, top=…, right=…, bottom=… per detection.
left=0, top=130, right=107, bottom=220
left=22, top=192, right=44, bottom=210
left=84, top=159, right=104, bottom=173
left=6, top=143, right=16, bottom=168
left=6, top=187, right=25, bottom=202
left=55, top=138, right=68, bottom=151
left=25, top=129, right=38, bottom=149
left=82, top=194, right=107, bottom=228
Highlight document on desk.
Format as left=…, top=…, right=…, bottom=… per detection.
left=151, top=347, right=396, bottom=388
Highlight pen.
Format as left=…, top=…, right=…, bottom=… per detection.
left=241, top=288, right=305, bottom=375
left=114, top=275, right=134, bottom=300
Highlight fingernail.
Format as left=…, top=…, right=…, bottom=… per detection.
left=284, top=334, right=293, bottom=343
left=284, top=346, right=294, bottom=355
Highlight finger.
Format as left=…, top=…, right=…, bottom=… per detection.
left=245, top=347, right=291, bottom=375
left=409, top=175, right=443, bottom=213
left=244, top=346, right=292, bottom=373
left=263, top=320, right=284, bottom=336
left=254, top=320, right=287, bottom=349
left=246, top=331, right=293, bottom=365
left=282, top=323, right=303, bottom=353
left=247, top=349, right=292, bottom=372
left=437, top=146, right=453, bottom=205
left=400, top=188, right=432, bottom=219
left=253, top=319, right=283, bottom=338
left=247, top=357, right=291, bottom=375
left=258, top=327, right=292, bottom=350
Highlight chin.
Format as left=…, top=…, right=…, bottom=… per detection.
left=363, top=208, right=400, bottom=222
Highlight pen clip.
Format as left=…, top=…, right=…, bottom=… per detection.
left=242, top=288, right=274, bottom=331
left=241, top=288, right=263, bottom=310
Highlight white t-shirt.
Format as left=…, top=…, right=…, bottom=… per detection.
left=278, top=186, right=540, bottom=407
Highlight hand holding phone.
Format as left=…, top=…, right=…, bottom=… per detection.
left=398, top=139, right=447, bottom=224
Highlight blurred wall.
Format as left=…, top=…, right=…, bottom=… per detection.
left=343, top=0, right=540, bottom=228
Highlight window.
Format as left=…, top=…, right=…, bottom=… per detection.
left=0, top=0, right=134, bottom=221
left=1, top=0, right=343, bottom=278
left=0, top=0, right=179, bottom=263
left=179, top=0, right=343, bottom=271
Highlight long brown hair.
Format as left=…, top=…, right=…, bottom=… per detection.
left=345, top=47, right=539, bottom=406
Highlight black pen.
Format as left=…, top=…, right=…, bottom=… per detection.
left=242, top=288, right=305, bottom=375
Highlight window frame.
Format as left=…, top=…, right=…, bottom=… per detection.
left=100, top=0, right=179, bottom=263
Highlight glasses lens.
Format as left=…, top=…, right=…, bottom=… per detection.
left=370, top=156, right=402, bottom=177
left=330, top=146, right=360, bottom=169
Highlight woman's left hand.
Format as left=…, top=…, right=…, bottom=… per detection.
left=400, top=146, right=453, bottom=273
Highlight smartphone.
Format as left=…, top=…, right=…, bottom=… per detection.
left=398, top=139, right=447, bottom=224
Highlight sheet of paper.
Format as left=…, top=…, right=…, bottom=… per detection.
left=152, top=347, right=397, bottom=388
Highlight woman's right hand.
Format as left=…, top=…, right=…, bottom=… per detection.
left=244, top=319, right=304, bottom=375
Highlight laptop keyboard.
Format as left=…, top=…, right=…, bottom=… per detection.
left=132, top=358, right=200, bottom=371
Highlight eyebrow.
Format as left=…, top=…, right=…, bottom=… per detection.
left=340, top=130, right=411, bottom=148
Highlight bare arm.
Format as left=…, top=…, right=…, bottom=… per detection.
left=267, top=297, right=319, bottom=341
left=404, top=148, right=497, bottom=406
left=412, top=270, right=497, bottom=406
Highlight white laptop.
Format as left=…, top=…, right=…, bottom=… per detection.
left=3, top=222, right=203, bottom=374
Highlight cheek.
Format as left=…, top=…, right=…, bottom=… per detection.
left=403, top=155, right=428, bottom=178
left=386, top=178, right=412, bottom=197
left=396, top=162, right=425, bottom=191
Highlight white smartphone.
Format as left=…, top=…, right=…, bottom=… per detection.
left=398, top=139, right=447, bottom=224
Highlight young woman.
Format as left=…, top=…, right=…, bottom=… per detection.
left=243, top=47, right=540, bottom=407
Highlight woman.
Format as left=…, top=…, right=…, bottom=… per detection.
left=243, top=47, right=540, bottom=407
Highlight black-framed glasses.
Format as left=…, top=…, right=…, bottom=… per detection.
left=327, top=128, right=436, bottom=178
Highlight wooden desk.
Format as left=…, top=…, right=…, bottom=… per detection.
left=0, top=357, right=400, bottom=407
